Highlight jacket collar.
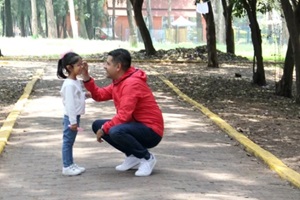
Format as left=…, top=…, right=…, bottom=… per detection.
left=113, top=67, right=138, bottom=85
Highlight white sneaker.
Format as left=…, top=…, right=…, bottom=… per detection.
left=73, top=163, right=86, bottom=173
left=62, top=164, right=82, bottom=176
left=115, top=155, right=141, bottom=171
left=135, top=154, right=157, bottom=177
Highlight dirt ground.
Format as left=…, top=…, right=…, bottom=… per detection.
left=0, top=60, right=299, bottom=177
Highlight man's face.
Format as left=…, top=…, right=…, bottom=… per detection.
left=104, top=55, right=120, bottom=80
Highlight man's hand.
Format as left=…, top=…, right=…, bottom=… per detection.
left=96, top=129, right=104, bottom=143
left=81, top=61, right=91, bottom=81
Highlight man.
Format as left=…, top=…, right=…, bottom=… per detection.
left=82, top=48, right=164, bottom=176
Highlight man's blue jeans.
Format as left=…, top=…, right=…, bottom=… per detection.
left=62, top=115, right=80, bottom=167
left=92, top=120, right=162, bottom=159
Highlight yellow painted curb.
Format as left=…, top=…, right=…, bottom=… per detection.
left=156, top=73, right=300, bottom=189
left=0, top=68, right=44, bottom=154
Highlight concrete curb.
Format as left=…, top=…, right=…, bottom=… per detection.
left=0, top=68, right=44, bottom=154
left=156, top=73, right=300, bottom=189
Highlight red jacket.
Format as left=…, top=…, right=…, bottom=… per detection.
left=84, top=67, right=164, bottom=137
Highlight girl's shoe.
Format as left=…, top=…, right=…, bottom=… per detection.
left=62, top=164, right=82, bottom=176
left=73, top=163, right=86, bottom=173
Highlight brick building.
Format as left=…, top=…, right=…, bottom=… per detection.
left=105, top=0, right=206, bottom=42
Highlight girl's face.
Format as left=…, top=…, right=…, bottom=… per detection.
left=68, top=59, right=83, bottom=79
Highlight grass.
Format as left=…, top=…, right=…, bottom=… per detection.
left=217, top=43, right=286, bottom=62
left=0, top=37, right=287, bottom=62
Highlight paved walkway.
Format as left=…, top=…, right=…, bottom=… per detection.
left=1, top=62, right=300, bottom=200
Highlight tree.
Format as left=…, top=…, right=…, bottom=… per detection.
left=1, top=3, right=4, bottom=36
left=85, top=0, right=93, bottom=39
left=31, top=0, right=38, bottom=37
left=236, top=0, right=266, bottom=86
left=92, top=0, right=100, bottom=28
left=45, top=0, right=57, bottom=38
left=221, top=0, right=235, bottom=54
left=280, top=0, right=300, bottom=103
left=4, top=0, right=13, bottom=37
left=126, top=0, right=137, bottom=47
left=53, top=0, right=68, bottom=38
left=201, top=0, right=219, bottom=67
left=129, top=0, right=156, bottom=55
left=77, top=0, right=88, bottom=38
left=18, top=0, right=27, bottom=37
left=67, top=0, right=78, bottom=38
left=275, top=38, right=294, bottom=98
left=37, top=0, right=46, bottom=37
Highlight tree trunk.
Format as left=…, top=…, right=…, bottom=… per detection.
left=86, top=0, right=93, bottom=39
left=4, top=0, right=13, bottom=37
left=93, top=0, right=100, bottom=28
left=293, top=2, right=300, bottom=103
left=44, top=4, right=48, bottom=37
left=68, top=0, right=78, bottom=38
left=56, top=16, right=61, bottom=38
left=78, top=0, right=88, bottom=39
left=221, top=0, right=234, bottom=54
left=1, top=6, right=4, bottom=36
left=27, top=15, right=32, bottom=36
left=275, top=38, right=294, bottom=98
left=215, top=0, right=224, bottom=44
left=130, top=0, right=156, bottom=56
left=31, top=0, right=38, bottom=37
left=127, top=0, right=138, bottom=47
left=45, top=0, right=57, bottom=38
left=20, top=5, right=26, bottom=37
left=281, top=0, right=300, bottom=103
left=241, top=0, right=266, bottom=86
left=202, top=1, right=219, bottom=68
left=37, top=9, right=45, bottom=37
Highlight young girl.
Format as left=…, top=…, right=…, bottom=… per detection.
left=57, top=52, right=89, bottom=176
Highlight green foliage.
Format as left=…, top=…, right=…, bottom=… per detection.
left=53, top=0, right=68, bottom=17
left=32, top=34, right=39, bottom=39
left=233, top=0, right=280, bottom=18
left=232, top=1, right=246, bottom=18
left=257, top=0, right=272, bottom=13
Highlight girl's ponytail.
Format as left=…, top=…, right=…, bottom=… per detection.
left=57, top=58, right=67, bottom=79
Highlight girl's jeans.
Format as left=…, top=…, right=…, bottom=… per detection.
left=92, top=119, right=162, bottom=159
left=62, top=115, right=80, bottom=168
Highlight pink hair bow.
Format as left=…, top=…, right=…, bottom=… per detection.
left=60, top=49, right=73, bottom=59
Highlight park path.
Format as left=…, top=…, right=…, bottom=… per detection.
left=0, top=62, right=300, bottom=200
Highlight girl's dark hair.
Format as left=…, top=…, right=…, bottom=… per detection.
left=57, top=52, right=81, bottom=79
left=108, top=48, right=131, bottom=71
